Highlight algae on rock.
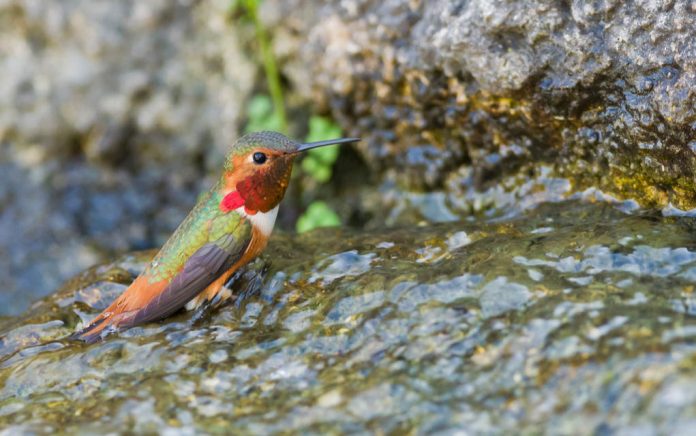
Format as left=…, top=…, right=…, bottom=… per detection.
left=263, top=0, right=696, bottom=209
left=2, top=201, right=696, bottom=433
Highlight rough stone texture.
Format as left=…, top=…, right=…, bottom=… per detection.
left=0, top=0, right=254, bottom=314
left=3, top=201, right=696, bottom=433
left=3, top=0, right=696, bottom=312
left=265, top=0, right=696, bottom=206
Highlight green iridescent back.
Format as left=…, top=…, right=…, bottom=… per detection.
left=145, top=181, right=251, bottom=283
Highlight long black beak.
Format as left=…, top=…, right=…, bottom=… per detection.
left=296, top=137, right=361, bottom=152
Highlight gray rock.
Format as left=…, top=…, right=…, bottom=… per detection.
left=2, top=200, right=696, bottom=433
left=2, top=0, right=696, bottom=315
left=479, top=277, right=531, bottom=318
left=264, top=0, right=696, bottom=206
left=0, top=0, right=254, bottom=313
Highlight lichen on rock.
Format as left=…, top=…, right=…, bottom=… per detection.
left=264, top=0, right=696, bottom=209
left=2, top=201, right=696, bottom=433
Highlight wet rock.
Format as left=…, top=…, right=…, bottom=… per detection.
left=0, top=1, right=254, bottom=313
left=263, top=0, right=696, bottom=209
left=2, top=201, right=696, bottom=433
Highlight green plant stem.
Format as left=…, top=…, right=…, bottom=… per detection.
left=244, top=0, right=287, bottom=134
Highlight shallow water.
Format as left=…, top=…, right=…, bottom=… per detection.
left=1, top=200, right=696, bottom=433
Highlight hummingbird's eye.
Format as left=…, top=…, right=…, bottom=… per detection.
left=252, top=152, right=267, bottom=164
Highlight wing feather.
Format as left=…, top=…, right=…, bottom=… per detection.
left=128, top=234, right=245, bottom=326
left=72, top=188, right=253, bottom=342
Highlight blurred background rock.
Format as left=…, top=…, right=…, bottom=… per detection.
left=0, top=0, right=254, bottom=314
left=1, top=0, right=696, bottom=314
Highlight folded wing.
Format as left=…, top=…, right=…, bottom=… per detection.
left=72, top=189, right=252, bottom=343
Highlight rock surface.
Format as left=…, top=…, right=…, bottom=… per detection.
left=0, top=0, right=254, bottom=313
left=2, top=2, right=696, bottom=432
left=266, top=0, right=696, bottom=207
left=2, top=201, right=696, bottom=433
left=1, top=0, right=695, bottom=329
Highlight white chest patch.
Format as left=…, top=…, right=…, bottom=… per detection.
left=237, top=205, right=279, bottom=236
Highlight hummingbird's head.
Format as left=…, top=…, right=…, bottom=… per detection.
left=221, top=131, right=360, bottom=214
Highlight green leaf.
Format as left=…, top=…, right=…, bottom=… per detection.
left=242, top=0, right=262, bottom=11
left=228, top=0, right=241, bottom=14
left=247, top=95, right=272, bottom=120
left=313, top=165, right=332, bottom=183
left=305, top=116, right=342, bottom=143
left=302, top=116, right=343, bottom=182
left=301, top=155, right=333, bottom=183
left=244, top=94, right=283, bottom=133
left=301, top=155, right=319, bottom=173
left=296, top=201, right=341, bottom=233
left=309, top=144, right=340, bottom=165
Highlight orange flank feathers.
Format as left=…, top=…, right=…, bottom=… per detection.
left=73, top=275, right=169, bottom=341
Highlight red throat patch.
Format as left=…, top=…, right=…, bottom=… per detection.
left=220, top=191, right=258, bottom=215
left=220, top=191, right=245, bottom=212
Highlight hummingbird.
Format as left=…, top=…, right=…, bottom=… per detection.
left=72, top=131, right=360, bottom=343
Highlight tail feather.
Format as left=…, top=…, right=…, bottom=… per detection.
left=71, top=309, right=144, bottom=343
left=70, top=315, right=110, bottom=343
left=69, top=237, right=246, bottom=343
left=70, top=275, right=169, bottom=343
